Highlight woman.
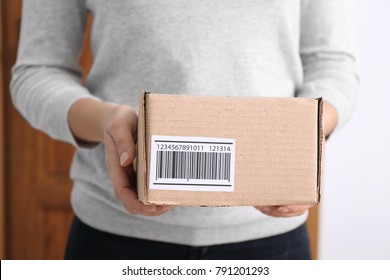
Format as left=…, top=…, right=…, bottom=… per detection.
left=11, top=0, right=358, bottom=259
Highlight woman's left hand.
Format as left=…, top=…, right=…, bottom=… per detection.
left=255, top=205, right=313, bottom=218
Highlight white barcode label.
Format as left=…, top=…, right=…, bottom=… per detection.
left=149, top=136, right=236, bottom=192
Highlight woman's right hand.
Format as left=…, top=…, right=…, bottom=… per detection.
left=102, top=104, right=174, bottom=216
left=69, top=99, right=174, bottom=216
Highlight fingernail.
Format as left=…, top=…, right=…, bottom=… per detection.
left=277, top=207, right=290, bottom=213
left=120, top=152, right=129, bottom=166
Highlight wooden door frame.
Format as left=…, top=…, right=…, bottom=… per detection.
left=0, top=0, right=6, bottom=260
left=307, top=206, right=319, bottom=259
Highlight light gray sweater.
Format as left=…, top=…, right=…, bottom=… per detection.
left=11, top=0, right=358, bottom=246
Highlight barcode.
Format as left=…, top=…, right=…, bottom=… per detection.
left=156, top=151, right=231, bottom=181
left=149, top=136, right=235, bottom=192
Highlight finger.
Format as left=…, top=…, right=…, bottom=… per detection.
left=275, top=205, right=312, bottom=214
left=123, top=163, right=137, bottom=186
left=107, top=123, right=136, bottom=166
left=269, top=210, right=307, bottom=218
left=255, top=206, right=274, bottom=215
left=255, top=205, right=311, bottom=218
left=105, top=132, right=132, bottom=191
left=105, top=133, right=152, bottom=213
left=106, top=133, right=173, bottom=216
left=118, top=186, right=172, bottom=216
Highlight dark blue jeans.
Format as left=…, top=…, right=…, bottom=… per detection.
left=65, top=216, right=311, bottom=260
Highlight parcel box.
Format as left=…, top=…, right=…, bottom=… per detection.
left=137, top=91, right=323, bottom=206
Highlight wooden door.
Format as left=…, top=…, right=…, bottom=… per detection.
left=1, top=0, right=318, bottom=259
left=0, top=0, right=6, bottom=260
left=2, top=0, right=92, bottom=259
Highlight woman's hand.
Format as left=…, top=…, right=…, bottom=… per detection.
left=255, top=205, right=313, bottom=218
left=69, top=99, right=174, bottom=216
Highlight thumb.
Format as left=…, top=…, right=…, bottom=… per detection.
left=117, top=134, right=136, bottom=167
left=103, top=105, right=138, bottom=167
left=107, top=126, right=136, bottom=167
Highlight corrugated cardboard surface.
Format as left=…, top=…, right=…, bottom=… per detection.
left=137, top=91, right=322, bottom=206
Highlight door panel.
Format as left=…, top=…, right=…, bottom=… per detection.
left=3, top=0, right=92, bottom=259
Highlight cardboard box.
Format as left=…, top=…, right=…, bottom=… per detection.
left=137, top=91, right=323, bottom=206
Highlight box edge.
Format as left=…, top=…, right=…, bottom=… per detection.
left=137, top=90, right=149, bottom=204
left=316, top=98, right=324, bottom=204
